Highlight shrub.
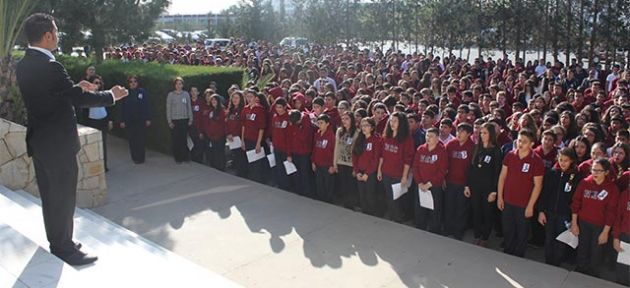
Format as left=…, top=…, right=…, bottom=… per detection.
left=61, top=57, right=245, bottom=155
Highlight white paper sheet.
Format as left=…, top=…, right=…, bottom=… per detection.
left=267, top=154, right=276, bottom=167
left=392, top=183, right=408, bottom=200
left=187, top=136, right=194, bottom=150
left=419, top=189, right=434, bottom=210
left=556, top=229, right=579, bottom=249
left=228, top=136, right=242, bottom=150
left=246, top=149, right=265, bottom=163
left=284, top=161, right=297, bottom=175
left=618, top=241, right=630, bottom=265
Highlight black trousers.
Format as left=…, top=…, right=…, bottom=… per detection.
left=245, top=140, right=264, bottom=183
left=171, top=119, right=190, bottom=162
left=470, top=185, right=495, bottom=241
left=336, top=165, right=358, bottom=208
left=315, top=165, right=334, bottom=203
left=444, top=183, right=469, bottom=239
left=231, top=148, right=248, bottom=178
left=357, top=172, right=378, bottom=216
left=85, top=118, right=109, bottom=169
left=415, top=186, right=444, bottom=234
left=188, top=127, right=204, bottom=164
left=383, top=175, right=405, bottom=223
left=208, top=137, right=226, bottom=171
left=502, top=203, right=530, bottom=257
left=33, top=150, right=78, bottom=255
left=125, top=120, right=146, bottom=163
left=576, top=221, right=605, bottom=277
left=617, top=233, right=630, bottom=286
left=273, top=151, right=290, bottom=190
left=544, top=213, right=571, bottom=266
left=290, top=154, right=314, bottom=198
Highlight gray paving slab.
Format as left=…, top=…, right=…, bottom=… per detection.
left=96, top=135, right=626, bottom=288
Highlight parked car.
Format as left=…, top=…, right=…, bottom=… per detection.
left=204, top=38, right=231, bottom=50
left=280, top=37, right=308, bottom=48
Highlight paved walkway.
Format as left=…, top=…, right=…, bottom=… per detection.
left=95, top=136, right=625, bottom=288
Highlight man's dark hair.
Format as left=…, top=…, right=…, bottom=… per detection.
left=24, top=13, right=55, bottom=44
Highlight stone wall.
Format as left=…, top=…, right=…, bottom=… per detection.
left=0, top=118, right=107, bottom=208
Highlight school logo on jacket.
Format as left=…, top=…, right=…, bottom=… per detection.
left=452, top=150, right=468, bottom=160
left=366, top=143, right=373, bottom=151
left=274, top=120, right=287, bottom=129
left=209, top=111, right=214, bottom=118
left=138, top=93, right=143, bottom=100
left=584, top=189, right=606, bottom=200
left=521, top=163, right=530, bottom=172
left=384, top=143, right=399, bottom=153
left=420, top=154, right=438, bottom=164
left=597, top=190, right=608, bottom=200
left=316, top=139, right=328, bottom=149
left=193, top=105, right=200, bottom=112
left=246, top=113, right=256, bottom=121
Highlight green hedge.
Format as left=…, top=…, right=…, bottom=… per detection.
left=61, top=56, right=244, bottom=155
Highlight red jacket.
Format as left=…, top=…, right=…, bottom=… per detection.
left=271, top=112, right=290, bottom=153
left=191, top=99, right=204, bottom=131
left=323, top=107, right=341, bottom=129
left=352, top=134, right=383, bottom=175
left=571, top=176, right=619, bottom=227
left=445, top=138, right=474, bottom=185
left=376, top=116, right=389, bottom=136
left=614, top=189, right=630, bottom=238
left=533, top=145, right=558, bottom=169
left=312, top=127, right=335, bottom=168
left=381, top=135, right=415, bottom=179
left=288, top=113, right=314, bottom=157
left=226, top=108, right=243, bottom=137
left=242, top=104, right=267, bottom=142
left=202, top=108, right=226, bottom=141
left=413, top=142, right=448, bottom=186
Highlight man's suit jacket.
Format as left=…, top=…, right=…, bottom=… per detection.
left=16, top=49, right=114, bottom=158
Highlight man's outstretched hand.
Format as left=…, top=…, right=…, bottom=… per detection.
left=78, top=80, right=98, bottom=92
left=111, top=85, right=128, bottom=101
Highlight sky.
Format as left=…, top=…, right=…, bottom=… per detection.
left=166, top=0, right=240, bottom=15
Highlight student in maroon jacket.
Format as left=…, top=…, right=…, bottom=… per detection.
left=352, top=117, right=383, bottom=216
left=378, top=111, right=415, bottom=223
left=444, top=123, right=475, bottom=239
left=271, top=98, right=291, bottom=190
left=189, top=87, right=205, bottom=163
left=288, top=109, right=315, bottom=198
left=534, top=129, right=558, bottom=169
left=613, top=187, right=630, bottom=286
left=227, top=91, right=246, bottom=177
left=241, top=89, right=268, bottom=183
left=413, top=127, right=448, bottom=233
left=498, top=129, right=545, bottom=257
left=373, top=103, right=389, bottom=136
left=312, top=114, right=336, bottom=203
left=323, top=92, right=341, bottom=129
left=202, top=94, right=226, bottom=171
left=571, top=158, right=619, bottom=277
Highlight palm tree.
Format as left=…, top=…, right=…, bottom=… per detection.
left=0, top=0, right=39, bottom=123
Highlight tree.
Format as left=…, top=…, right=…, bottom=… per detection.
left=0, top=0, right=40, bottom=122
left=51, top=0, right=170, bottom=63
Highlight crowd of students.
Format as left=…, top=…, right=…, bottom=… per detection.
left=99, top=42, right=630, bottom=284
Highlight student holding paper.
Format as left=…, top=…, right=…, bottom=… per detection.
left=466, top=122, right=503, bottom=247
left=613, top=187, right=630, bottom=285
left=287, top=110, right=315, bottom=198
left=444, top=123, right=475, bottom=240
left=227, top=90, right=247, bottom=177
left=497, top=129, right=545, bottom=257
left=271, top=98, right=291, bottom=190
left=334, top=111, right=359, bottom=208
left=537, top=147, right=582, bottom=266
left=352, top=117, right=383, bottom=216
left=242, top=89, right=268, bottom=183
left=413, top=127, right=448, bottom=233
left=378, top=112, right=415, bottom=223
left=202, top=93, right=227, bottom=171
left=312, top=114, right=336, bottom=203
left=571, top=158, right=619, bottom=277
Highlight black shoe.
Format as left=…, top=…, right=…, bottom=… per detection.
left=54, top=249, right=98, bottom=266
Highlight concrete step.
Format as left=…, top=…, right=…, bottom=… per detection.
left=0, top=185, right=241, bottom=288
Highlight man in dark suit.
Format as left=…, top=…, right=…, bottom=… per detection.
left=15, top=13, right=128, bottom=266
